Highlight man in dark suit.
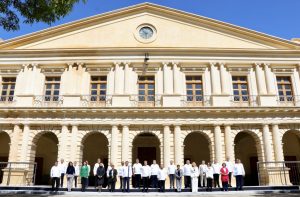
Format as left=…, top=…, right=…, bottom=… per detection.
left=107, top=164, right=118, bottom=192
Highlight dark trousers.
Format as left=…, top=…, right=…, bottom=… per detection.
left=60, top=173, right=65, bottom=187
left=123, top=177, right=130, bottom=192
left=206, top=178, right=212, bottom=191
left=228, top=172, right=232, bottom=186
left=222, top=181, right=228, bottom=191
left=142, top=177, right=149, bottom=192
left=119, top=177, right=123, bottom=189
left=135, top=174, right=141, bottom=188
left=213, top=174, right=220, bottom=187
left=236, top=175, right=244, bottom=190
left=51, top=177, right=60, bottom=191
left=108, top=181, right=116, bottom=192
left=158, top=180, right=165, bottom=192
left=81, top=177, right=88, bottom=192
left=184, top=176, right=191, bottom=188
left=169, top=174, right=175, bottom=188
left=94, top=175, right=98, bottom=187
left=151, top=175, right=158, bottom=188
left=74, top=176, right=78, bottom=188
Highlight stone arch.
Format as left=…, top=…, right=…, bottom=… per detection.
left=0, top=131, right=11, bottom=161
left=282, top=129, right=300, bottom=161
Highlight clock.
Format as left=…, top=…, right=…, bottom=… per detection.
left=139, top=26, right=154, bottom=39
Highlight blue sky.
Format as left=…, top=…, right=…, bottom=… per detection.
left=1, top=0, right=300, bottom=41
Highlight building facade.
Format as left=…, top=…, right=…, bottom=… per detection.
left=0, top=3, right=300, bottom=186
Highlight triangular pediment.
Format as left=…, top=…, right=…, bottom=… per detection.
left=0, top=3, right=299, bottom=50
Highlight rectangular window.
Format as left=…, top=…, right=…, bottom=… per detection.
left=186, top=76, right=203, bottom=102
left=232, top=76, right=249, bottom=102
left=277, top=76, right=293, bottom=102
left=44, top=77, right=60, bottom=101
left=1, top=77, right=16, bottom=102
left=138, top=76, right=155, bottom=103
left=90, top=76, right=107, bottom=101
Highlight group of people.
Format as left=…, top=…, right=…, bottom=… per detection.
left=50, top=157, right=245, bottom=193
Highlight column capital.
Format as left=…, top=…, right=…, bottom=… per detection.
left=162, top=62, right=170, bottom=66
left=209, top=62, right=217, bottom=67
left=218, top=62, right=226, bottom=67
left=123, top=61, right=131, bottom=66
left=172, top=61, right=179, bottom=66
left=121, top=124, right=130, bottom=127
left=254, top=62, right=263, bottom=67
left=60, top=123, right=69, bottom=127
left=71, top=123, right=79, bottom=127
left=173, top=124, right=182, bottom=127
left=163, top=124, right=171, bottom=128
left=263, top=62, right=271, bottom=67
left=113, top=61, right=121, bottom=66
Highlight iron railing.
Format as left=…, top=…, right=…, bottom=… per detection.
left=130, top=94, right=162, bottom=107
left=257, top=161, right=300, bottom=186
left=277, top=95, right=300, bottom=106
left=230, top=95, right=258, bottom=107
left=0, top=162, right=37, bottom=186
left=0, top=95, right=17, bottom=106
left=181, top=95, right=211, bottom=107
left=33, top=95, right=64, bottom=107
left=80, top=95, right=112, bottom=107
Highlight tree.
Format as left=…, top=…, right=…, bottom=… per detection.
left=0, top=0, right=86, bottom=31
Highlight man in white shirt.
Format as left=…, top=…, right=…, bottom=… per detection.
left=141, top=160, right=151, bottom=192
left=212, top=160, right=221, bottom=188
left=168, top=160, right=176, bottom=189
left=122, top=161, right=132, bottom=192
left=158, top=164, right=167, bottom=192
left=225, top=157, right=234, bottom=187
left=199, top=160, right=208, bottom=187
left=183, top=160, right=192, bottom=188
left=50, top=161, right=60, bottom=191
left=74, top=161, right=80, bottom=188
left=118, top=161, right=124, bottom=189
left=233, top=159, right=245, bottom=190
left=132, top=158, right=142, bottom=189
left=58, top=158, right=66, bottom=188
left=93, top=158, right=101, bottom=188
left=150, top=160, right=159, bottom=188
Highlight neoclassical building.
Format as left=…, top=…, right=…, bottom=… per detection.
left=0, top=3, right=300, bottom=186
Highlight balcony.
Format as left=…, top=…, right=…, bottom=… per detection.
left=230, top=95, right=258, bottom=107
left=181, top=95, right=211, bottom=107
left=33, top=95, right=63, bottom=107
left=277, top=95, right=300, bottom=106
left=80, top=95, right=112, bottom=107
left=0, top=96, right=16, bottom=106
left=130, top=95, right=162, bottom=107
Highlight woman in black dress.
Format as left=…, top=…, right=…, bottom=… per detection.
left=96, top=163, right=105, bottom=192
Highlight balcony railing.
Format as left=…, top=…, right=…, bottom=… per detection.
left=277, top=95, right=300, bottom=106
left=80, top=95, right=112, bottom=107
left=33, top=95, right=63, bottom=107
left=0, top=95, right=16, bottom=106
left=181, top=95, right=211, bottom=107
left=130, top=95, right=162, bottom=107
left=230, top=95, right=258, bottom=107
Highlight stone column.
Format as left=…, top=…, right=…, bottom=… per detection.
left=255, top=63, right=267, bottom=95
left=111, top=125, right=119, bottom=165
left=262, top=124, right=273, bottom=162
left=272, top=124, right=284, bottom=162
left=124, top=62, right=130, bottom=94
left=224, top=125, right=234, bottom=160
left=163, top=63, right=172, bottom=94
left=174, top=125, right=182, bottom=165
left=70, top=124, right=78, bottom=162
left=8, top=124, right=21, bottom=162
left=219, top=63, right=229, bottom=94
left=210, top=63, right=221, bottom=95
left=163, top=125, right=171, bottom=167
left=58, top=124, right=69, bottom=161
left=173, top=63, right=180, bottom=94
left=264, top=63, right=276, bottom=95
left=214, top=125, right=222, bottom=162
left=121, top=125, right=129, bottom=162
left=114, top=62, right=122, bottom=94
left=20, top=124, right=30, bottom=162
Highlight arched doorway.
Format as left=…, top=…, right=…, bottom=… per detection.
left=184, top=132, right=210, bottom=165
left=0, top=132, right=10, bottom=184
left=34, top=132, right=58, bottom=185
left=132, top=133, right=161, bottom=165
left=234, top=131, right=259, bottom=186
left=82, top=132, right=108, bottom=186
left=282, top=131, right=300, bottom=185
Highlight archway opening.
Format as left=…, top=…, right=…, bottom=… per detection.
left=282, top=131, right=300, bottom=185
left=132, top=133, right=161, bottom=165
left=34, top=132, right=58, bottom=185
left=234, top=132, right=259, bottom=186
left=82, top=132, right=108, bottom=186
left=184, top=132, right=210, bottom=165
left=0, top=132, right=10, bottom=184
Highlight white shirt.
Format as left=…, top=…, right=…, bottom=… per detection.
left=87, top=164, right=91, bottom=174
left=122, top=165, right=132, bottom=177
left=158, top=168, right=167, bottom=180
left=183, top=164, right=192, bottom=176
left=141, top=165, right=151, bottom=177
left=199, top=164, right=208, bottom=175
left=191, top=167, right=199, bottom=178
left=168, top=164, right=176, bottom=175
left=50, top=166, right=60, bottom=178
left=74, top=165, right=80, bottom=176
left=225, top=161, right=234, bottom=173
left=93, top=163, right=99, bottom=176
left=206, top=167, right=214, bottom=179
left=106, top=165, right=112, bottom=177
left=212, top=163, right=221, bottom=174
left=133, top=163, right=142, bottom=175
left=118, top=165, right=124, bottom=177
left=233, top=163, right=245, bottom=176
left=58, top=162, right=66, bottom=174
left=151, top=164, right=160, bottom=176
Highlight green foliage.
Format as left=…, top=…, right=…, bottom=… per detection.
left=0, top=0, right=86, bottom=31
